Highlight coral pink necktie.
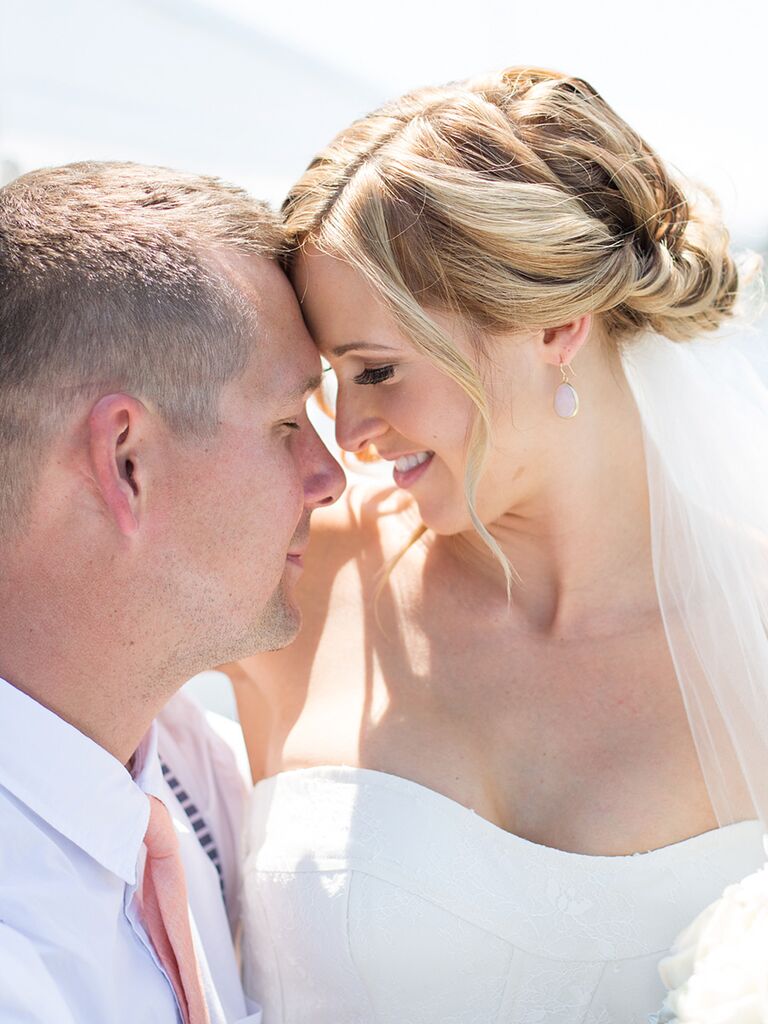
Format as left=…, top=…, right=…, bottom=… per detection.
left=140, top=795, right=211, bottom=1024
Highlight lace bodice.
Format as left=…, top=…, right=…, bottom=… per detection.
left=241, top=765, right=765, bottom=1023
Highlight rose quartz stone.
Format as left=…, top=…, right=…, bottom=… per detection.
left=554, top=382, right=579, bottom=418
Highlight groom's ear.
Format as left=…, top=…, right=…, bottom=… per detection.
left=88, top=394, right=148, bottom=536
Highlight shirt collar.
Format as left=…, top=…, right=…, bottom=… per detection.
left=0, top=676, right=151, bottom=884
left=132, top=718, right=167, bottom=801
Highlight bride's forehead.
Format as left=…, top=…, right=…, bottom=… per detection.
left=292, top=248, right=375, bottom=306
left=292, top=248, right=506, bottom=368
left=296, top=279, right=403, bottom=358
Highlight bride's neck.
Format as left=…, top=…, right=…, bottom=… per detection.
left=441, top=376, right=655, bottom=637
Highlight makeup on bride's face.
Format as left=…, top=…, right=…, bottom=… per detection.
left=293, top=248, right=552, bottom=537
left=342, top=378, right=467, bottom=533
left=293, top=251, right=479, bottom=534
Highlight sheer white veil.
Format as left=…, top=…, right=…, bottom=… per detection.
left=621, top=324, right=768, bottom=829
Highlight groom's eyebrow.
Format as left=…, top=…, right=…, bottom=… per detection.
left=289, top=373, right=324, bottom=401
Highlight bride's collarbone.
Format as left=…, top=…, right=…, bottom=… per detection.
left=282, top=530, right=715, bottom=854
left=279, top=649, right=715, bottom=856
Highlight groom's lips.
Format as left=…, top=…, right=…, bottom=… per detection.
left=286, top=547, right=307, bottom=569
left=286, top=520, right=311, bottom=569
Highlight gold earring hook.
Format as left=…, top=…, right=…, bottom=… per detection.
left=560, top=361, right=576, bottom=384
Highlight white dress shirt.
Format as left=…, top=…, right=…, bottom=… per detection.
left=0, top=677, right=260, bottom=1024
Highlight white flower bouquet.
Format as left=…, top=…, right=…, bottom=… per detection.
left=651, top=864, right=768, bottom=1023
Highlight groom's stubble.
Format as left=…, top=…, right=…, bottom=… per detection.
left=189, top=512, right=312, bottom=671
left=249, top=513, right=313, bottom=653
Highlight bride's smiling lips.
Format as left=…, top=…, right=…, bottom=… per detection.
left=379, top=450, right=435, bottom=489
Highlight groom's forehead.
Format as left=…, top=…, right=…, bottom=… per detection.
left=230, top=285, right=322, bottom=407
left=214, top=250, right=318, bottom=370
left=255, top=320, right=323, bottom=403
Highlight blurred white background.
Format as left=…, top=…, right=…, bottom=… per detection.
left=2, top=0, right=765, bottom=716
left=2, top=0, right=766, bottom=246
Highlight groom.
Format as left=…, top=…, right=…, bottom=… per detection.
left=0, top=162, right=344, bottom=1022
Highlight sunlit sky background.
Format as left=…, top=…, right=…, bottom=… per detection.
left=209, top=0, right=767, bottom=246
left=1, top=0, right=766, bottom=246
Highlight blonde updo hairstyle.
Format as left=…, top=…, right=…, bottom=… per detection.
left=283, top=67, right=739, bottom=582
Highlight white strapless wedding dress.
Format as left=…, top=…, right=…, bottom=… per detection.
left=240, top=766, right=765, bottom=1024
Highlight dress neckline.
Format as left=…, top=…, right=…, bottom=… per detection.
left=247, top=763, right=767, bottom=960
left=254, top=763, right=763, bottom=862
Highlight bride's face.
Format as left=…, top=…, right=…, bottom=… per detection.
left=293, top=248, right=563, bottom=536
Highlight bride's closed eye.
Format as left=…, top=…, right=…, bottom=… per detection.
left=353, top=365, right=396, bottom=386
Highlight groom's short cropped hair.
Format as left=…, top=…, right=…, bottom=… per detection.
left=0, top=161, right=283, bottom=534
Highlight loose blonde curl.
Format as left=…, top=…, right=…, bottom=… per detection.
left=283, top=67, right=740, bottom=587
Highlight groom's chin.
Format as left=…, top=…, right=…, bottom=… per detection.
left=261, top=613, right=302, bottom=653
left=250, top=586, right=303, bottom=653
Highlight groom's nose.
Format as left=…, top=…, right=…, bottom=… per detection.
left=301, top=425, right=346, bottom=509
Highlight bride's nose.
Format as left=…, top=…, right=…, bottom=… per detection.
left=335, top=399, right=389, bottom=454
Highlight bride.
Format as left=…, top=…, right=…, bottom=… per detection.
left=227, top=67, right=768, bottom=1022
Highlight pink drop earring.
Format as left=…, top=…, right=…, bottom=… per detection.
left=554, top=362, right=579, bottom=418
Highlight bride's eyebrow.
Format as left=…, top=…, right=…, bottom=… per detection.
left=330, top=342, right=399, bottom=357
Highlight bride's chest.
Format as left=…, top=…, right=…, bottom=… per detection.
left=280, top=608, right=715, bottom=854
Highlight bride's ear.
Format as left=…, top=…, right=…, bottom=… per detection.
left=539, top=315, right=592, bottom=367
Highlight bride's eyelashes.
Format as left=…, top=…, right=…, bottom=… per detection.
left=352, top=365, right=396, bottom=386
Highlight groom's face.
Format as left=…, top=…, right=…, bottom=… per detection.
left=155, top=256, right=345, bottom=662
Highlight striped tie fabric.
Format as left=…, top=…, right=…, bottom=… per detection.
left=160, top=760, right=225, bottom=902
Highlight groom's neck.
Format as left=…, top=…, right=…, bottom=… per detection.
left=0, top=571, right=186, bottom=766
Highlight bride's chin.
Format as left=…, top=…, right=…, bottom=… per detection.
left=413, top=501, right=472, bottom=538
